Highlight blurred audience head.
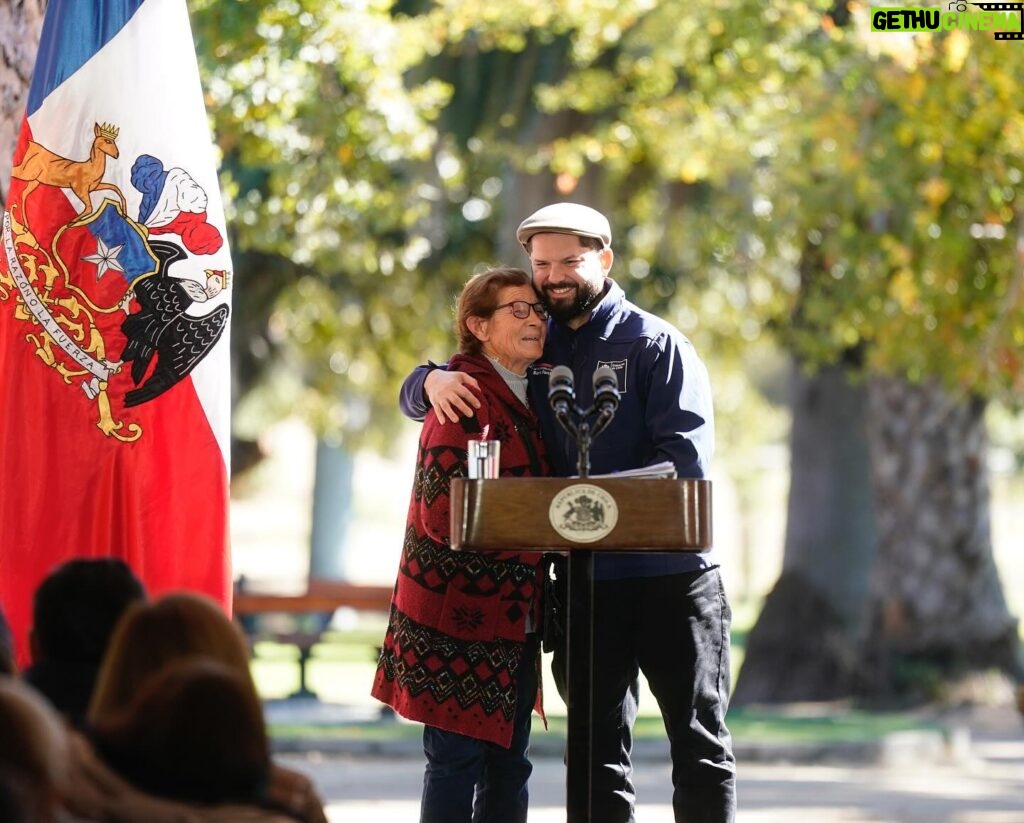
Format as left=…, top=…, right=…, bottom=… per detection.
left=0, top=603, right=15, bottom=676
left=0, top=675, right=71, bottom=822
left=23, top=557, right=146, bottom=726
left=30, top=557, right=146, bottom=663
left=88, top=591, right=254, bottom=723
left=89, top=657, right=271, bottom=806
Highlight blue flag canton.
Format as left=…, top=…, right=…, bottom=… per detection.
left=28, top=0, right=148, bottom=115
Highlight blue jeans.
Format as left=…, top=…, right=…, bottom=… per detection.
left=420, top=635, right=538, bottom=823
left=551, top=569, right=736, bottom=823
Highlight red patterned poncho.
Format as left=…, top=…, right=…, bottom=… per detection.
left=371, top=354, right=551, bottom=747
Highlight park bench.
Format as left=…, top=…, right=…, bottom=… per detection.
left=233, top=577, right=394, bottom=698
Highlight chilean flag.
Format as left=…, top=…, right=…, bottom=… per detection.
left=0, top=0, right=233, bottom=666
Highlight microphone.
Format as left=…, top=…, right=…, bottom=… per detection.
left=548, top=365, right=575, bottom=414
left=591, top=365, right=619, bottom=437
left=548, top=366, right=576, bottom=432
left=592, top=365, right=619, bottom=415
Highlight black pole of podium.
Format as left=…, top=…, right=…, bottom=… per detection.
left=565, top=548, right=594, bottom=821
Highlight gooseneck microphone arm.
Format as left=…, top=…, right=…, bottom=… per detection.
left=546, top=365, right=620, bottom=478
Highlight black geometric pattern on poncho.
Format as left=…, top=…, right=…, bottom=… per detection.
left=488, top=419, right=513, bottom=445
left=377, top=611, right=521, bottom=720
left=415, top=444, right=465, bottom=507
left=400, top=524, right=536, bottom=601
left=414, top=442, right=537, bottom=510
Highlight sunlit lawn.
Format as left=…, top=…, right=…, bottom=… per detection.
left=266, top=706, right=939, bottom=746
left=251, top=604, right=943, bottom=747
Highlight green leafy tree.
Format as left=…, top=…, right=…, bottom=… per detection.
left=191, top=0, right=454, bottom=456
left=404, top=0, right=1024, bottom=700
left=728, top=14, right=1024, bottom=702
left=191, top=0, right=1023, bottom=700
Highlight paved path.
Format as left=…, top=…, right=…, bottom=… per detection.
left=276, top=708, right=1024, bottom=822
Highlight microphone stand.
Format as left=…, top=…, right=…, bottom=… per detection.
left=554, top=399, right=613, bottom=480
left=547, top=368, right=619, bottom=822
left=576, top=421, right=592, bottom=478
left=549, top=384, right=616, bottom=479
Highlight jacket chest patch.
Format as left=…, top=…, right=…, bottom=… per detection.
left=597, top=359, right=628, bottom=394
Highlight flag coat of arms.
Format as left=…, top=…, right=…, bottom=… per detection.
left=0, top=0, right=233, bottom=665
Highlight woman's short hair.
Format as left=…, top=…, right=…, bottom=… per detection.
left=87, top=592, right=254, bottom=724
left=455, top=266, right=532, bottom=356
left=89, top=658, right=270, bottom=806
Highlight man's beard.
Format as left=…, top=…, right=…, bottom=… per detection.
left=540, top=280, right=602, bottom=323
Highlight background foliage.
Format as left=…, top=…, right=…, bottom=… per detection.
left=189, top=1, right=1024, bottom=699
left=189, top=0, right=1023, bottom=466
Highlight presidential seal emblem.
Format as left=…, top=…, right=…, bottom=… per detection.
left=549, top=483, right=619, bottom=543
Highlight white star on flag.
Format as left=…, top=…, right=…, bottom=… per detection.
left=82, top=238, right=126, bottom=279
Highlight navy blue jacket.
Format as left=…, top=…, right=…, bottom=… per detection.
left=400, top=279, right=718, bottom=578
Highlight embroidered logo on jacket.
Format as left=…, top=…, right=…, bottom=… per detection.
left=597, top=359, right=627, bottom=394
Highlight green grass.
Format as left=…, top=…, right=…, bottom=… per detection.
left=725, top=708, right=941, bottom=743
left=266, top=704, right=939, bottom=746
left=542, top=709, right=935, bottom=744
left=254, top=630, right=383, bottom=664
left=254, top=612, right=943, bottom=748
left=270, top=719, right=424, bottom=743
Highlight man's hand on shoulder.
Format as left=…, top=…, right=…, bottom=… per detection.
left=426, top=369, right=481, bottom=424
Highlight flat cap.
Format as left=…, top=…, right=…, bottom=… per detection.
left=516, top=202, right=611, bottom=249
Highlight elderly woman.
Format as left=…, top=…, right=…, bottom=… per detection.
left=372, top=266, right=551, bottom=823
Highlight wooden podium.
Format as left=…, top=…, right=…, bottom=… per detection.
left=451, top=477, right=712, bottom=822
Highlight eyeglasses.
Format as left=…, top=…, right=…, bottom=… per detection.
left=492, top=300, right=549, bottom=320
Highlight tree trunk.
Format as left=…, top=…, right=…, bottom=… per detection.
left=0, top=0, right=45, bottom=200
left=861, top=376, right=1024, bottom=701
left=733, top=361, right=877, bottom=704
left=309, top=439, right=355, bottom=581
left=735, top=365, right=1024, bottom=707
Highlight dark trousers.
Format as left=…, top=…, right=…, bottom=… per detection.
left=420, top=635, right=539, bottom=823
left=550, top=569, right=736, bottom=823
